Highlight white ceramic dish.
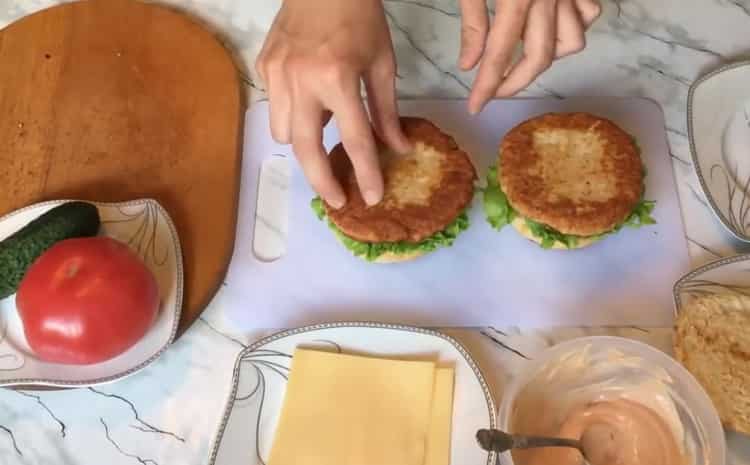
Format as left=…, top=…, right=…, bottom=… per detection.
left=688, top=61, right=750, bottom=242
left=674, top=253, right=750, bottom=311
left=0, top=199, right=183, bottom=387
left=207, top=322, right=496, bottom=465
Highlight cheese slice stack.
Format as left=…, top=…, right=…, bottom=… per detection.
left=267, top=348, right=455, bottom=465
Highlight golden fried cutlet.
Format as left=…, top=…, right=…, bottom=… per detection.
left=324, top=117, right=476, bottom=243
left=499, top=112, right=643, bottom=237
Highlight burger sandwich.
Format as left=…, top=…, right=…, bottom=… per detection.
left=483, top=112, right=656, bottom=249
left=311, top=117, right=476, bottom=262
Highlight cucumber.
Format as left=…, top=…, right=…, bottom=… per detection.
left=0, top=201, right=101, bottom=299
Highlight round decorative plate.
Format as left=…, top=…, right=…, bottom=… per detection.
left=208, top=322, right=496, bottom=465
left=674, top=252, right=750, bottom=313
left=688, top=61, right=750, bottom=242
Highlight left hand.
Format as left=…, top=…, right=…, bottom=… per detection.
left=459, top=0, right=602, bottom=114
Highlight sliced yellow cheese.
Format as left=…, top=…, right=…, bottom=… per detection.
left=267, top=348, right=437, bottom=465
left=425, top=367, right=455, bottom=465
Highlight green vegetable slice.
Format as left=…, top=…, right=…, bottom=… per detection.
left=310, top=198, right=470, bottom=261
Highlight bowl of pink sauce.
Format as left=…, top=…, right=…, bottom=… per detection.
left=497, top=336, right=725, bottom=465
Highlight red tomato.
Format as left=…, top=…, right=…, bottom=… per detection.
left=16, top=236, right=160, bottom=365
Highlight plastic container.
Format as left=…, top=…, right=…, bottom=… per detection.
left=497, top=336, right=725, bottom=465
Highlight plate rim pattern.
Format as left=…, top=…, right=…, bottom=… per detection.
left=0, top=198, right=184, bottom=387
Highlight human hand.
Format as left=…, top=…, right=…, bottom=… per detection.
left=255, top=0, right=411, bottom=208
left=458, top=0, right=602, bottom=114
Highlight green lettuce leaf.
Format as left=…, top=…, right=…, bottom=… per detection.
left=310, top=198, right=470, bottom=261
left=481, top=163, right=658, bottom=249
left=524, top=220, right=579, bottom=250
left=521, top=198, right=657, bottom=249
left=482, top=166, right=516, bottom=231
left=310, top=197, right=326, bottom=220
left=522, top=198, right=657, bottom=249
left=620, top=200, right=657, bottom=229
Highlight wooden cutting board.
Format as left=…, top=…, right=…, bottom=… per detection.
left=0, top=0, right=244, bottom=337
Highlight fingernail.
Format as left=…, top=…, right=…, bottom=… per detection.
left=459, top=54, right=469, bottom=70
left=468, top=101, right=483, bottom=116
left=329, top=196, right=346, bottom=209
left=363, top=189, right=381, bottom=206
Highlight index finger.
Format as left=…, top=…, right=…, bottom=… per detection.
left=292, top=97, right=347, bottom=209
left=467, top=0, right=532, bottom=114
left=325, top=79, right=385, bottom=207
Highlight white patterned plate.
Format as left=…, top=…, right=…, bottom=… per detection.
left=674, top=253, right=750, bottom=313
left=208, top=322, right=496, bottom=465
left=0, top=199, right=183, bottom=387
left=688, top=61, right=750, bottom=242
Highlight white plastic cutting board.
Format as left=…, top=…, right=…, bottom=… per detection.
left=223, top=98, right=689, bottom=329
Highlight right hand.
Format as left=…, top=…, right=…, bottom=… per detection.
left=255, top=0, right=412, bottom=208
left=459, top=0, right=601, bottom=114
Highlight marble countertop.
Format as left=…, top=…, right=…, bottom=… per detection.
left=2, top=0, right=750, bottom=463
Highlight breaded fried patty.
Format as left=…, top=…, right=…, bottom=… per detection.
left=324, top=117, right=476, bottom=243
left=498, top=112, right=643, bottom=237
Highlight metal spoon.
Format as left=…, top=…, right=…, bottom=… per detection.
left=476, top=428, right=590, bottom=463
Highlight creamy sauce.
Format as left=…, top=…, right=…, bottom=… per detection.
left=510, top=346, right=689, bottom=465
